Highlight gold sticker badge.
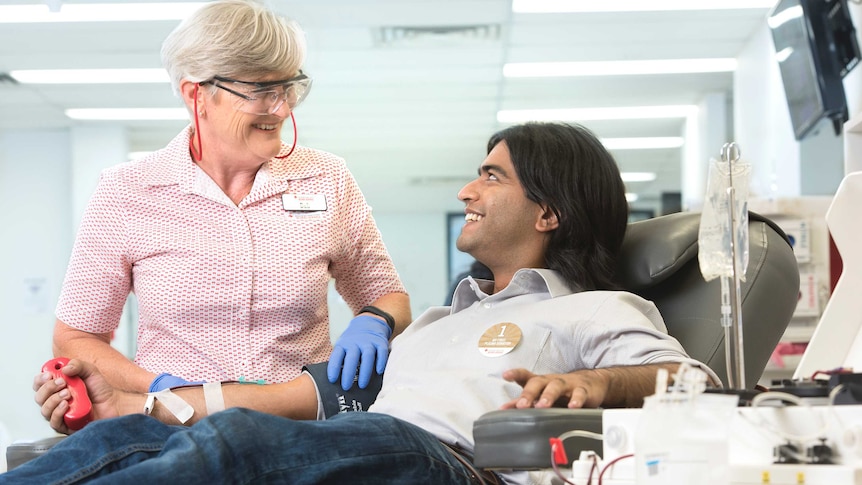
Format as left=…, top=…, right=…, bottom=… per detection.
left=478, top=322, right=522, bottom=357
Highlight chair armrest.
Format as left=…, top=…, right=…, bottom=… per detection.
left=473, top=408, right=603, bottom=469
left=6, top=436, right=67, bottom=471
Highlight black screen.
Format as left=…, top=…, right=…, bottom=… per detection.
left=769, top=0, right=855, bottom=140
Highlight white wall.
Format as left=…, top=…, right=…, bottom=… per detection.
left=70, top=126, right=128, bottom=237
left=734, top=4, right=862, bottom=198
left=846, top=5, right=862, bottom=123
left=0, top=129, right=74, bottom=460
left=327, top=211, right=452, bottom=338
left=682, top=92, right=728, bottom=211
left=734, top=22, right=801, bottom=199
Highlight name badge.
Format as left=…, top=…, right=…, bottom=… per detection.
left=478, top=322, right=522, bottom=357
left=282, top=193, right=327, bottom=211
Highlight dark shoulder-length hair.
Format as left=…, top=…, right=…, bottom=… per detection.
left=488, top=122, right=628, bottom=291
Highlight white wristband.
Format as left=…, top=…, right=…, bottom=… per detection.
left=143, top=393, right=156, bottom=415
left=203, top=382, right=225, bottom=415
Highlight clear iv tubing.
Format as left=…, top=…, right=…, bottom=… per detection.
left=721, top=272, right=745, bottom=389
left=720, top=276, right=732, bottom=328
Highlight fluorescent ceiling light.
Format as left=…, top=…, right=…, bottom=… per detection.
left=775, top=47, right=794, bottom=63
left=497, top=105, right=698, bottom=122
left=0, top=3, right=206, bottom=23
left=625, top=193, right=639, bottom=203
left=621, top=172, right=658, bottom=183
left=65, top=108, right=188, bottom=121
left=11, top=69, right=169, bottom=84
left=604, top=138, right=684, bottom=150
left=767, top=6, right=803, bottom=29
left=513, top=0, right=776, bottom=13
left=504, top=59, right=737, bottom=77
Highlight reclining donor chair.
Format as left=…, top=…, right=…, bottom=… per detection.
left=473, top=210, right=800, bottom=469
left=6, top=211, right=800, bottom=473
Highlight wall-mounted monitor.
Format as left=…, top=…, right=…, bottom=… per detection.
left=768, top=0, right=860, bottom=140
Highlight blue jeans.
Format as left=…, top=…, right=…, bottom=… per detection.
left=1, top=409, right=485, bottom=484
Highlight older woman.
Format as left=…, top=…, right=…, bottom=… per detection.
left=52, top=0, right=410, bottom=394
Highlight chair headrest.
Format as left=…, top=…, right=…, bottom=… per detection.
left=616, top=211, right=790, bottom=290
left=617, top=212, right=700, bottom=290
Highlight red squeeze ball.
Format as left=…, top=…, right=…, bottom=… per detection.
left=41, top=357, right=93, bottom=431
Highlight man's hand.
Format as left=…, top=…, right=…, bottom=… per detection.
left=33, top=359, right=122, bottom=434
left=500, top=368, right=609, bottom=410
left=327, top=315, right=391, bottom=391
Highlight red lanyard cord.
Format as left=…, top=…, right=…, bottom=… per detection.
left=275, top=111, right=298, bottom=159
left=190, top=83, right=203, bottom=162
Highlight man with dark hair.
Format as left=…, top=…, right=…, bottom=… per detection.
left=11, top=122, right=717, bottom=485
left=476, top=122, right=629, bottom=292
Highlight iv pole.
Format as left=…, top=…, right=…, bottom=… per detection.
left=720, top=142, right=746, bottom=390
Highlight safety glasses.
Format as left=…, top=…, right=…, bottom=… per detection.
left=205, top=71, right=312, bottom=115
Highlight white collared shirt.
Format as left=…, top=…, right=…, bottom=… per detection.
left=371, top=268, right=715, bottom=485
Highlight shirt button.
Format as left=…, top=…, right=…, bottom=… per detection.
left=483, top=303, right=492, bottom=309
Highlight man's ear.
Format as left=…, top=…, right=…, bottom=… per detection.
left=535, top=205, right=559, bottom=233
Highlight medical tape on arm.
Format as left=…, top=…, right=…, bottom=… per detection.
left=143, top=389, right=194, bottom=424
left=203, top=382, right=225, bottom=415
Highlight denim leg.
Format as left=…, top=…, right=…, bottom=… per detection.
left=0, top=414, right=183, bottom=485
left=90, top=408, right=480, bottom=485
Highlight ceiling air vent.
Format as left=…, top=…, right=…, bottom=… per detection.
left=375, top=24, right=501, bottom=48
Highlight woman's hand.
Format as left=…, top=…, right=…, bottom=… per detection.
left=328, top=315, right=391, bottom=391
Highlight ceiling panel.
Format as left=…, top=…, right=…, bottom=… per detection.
left=0, top=0, right=775, bottom=213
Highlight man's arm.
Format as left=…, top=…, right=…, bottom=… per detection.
left=35, top=359, right=320, bottom=435
left=53, top=319, right=157, bottom=393
left=500, top=363, right=683, bottom=409
left=143, top=378, right=320, bottom=425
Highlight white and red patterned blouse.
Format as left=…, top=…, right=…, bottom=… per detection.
left=56, top=127, right=406, bottom=383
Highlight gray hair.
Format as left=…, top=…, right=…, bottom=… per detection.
left=161, top=0, right=307, bottom=95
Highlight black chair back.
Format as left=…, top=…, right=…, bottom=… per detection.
left=616, top=211, right=800, bottom=388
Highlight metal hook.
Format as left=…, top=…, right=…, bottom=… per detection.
left=720, top=142, right=741, bottom=164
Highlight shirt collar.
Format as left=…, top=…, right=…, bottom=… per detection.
left=142, top=126, right=322, bottom=189
left=140, top=126, right=197, bottom=188
left=450, top=268, right=578, bottom=313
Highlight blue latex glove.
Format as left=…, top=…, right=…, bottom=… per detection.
left=149, top=373, right=204, bottom=393
left=327, top=315, right=392, bottom=391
